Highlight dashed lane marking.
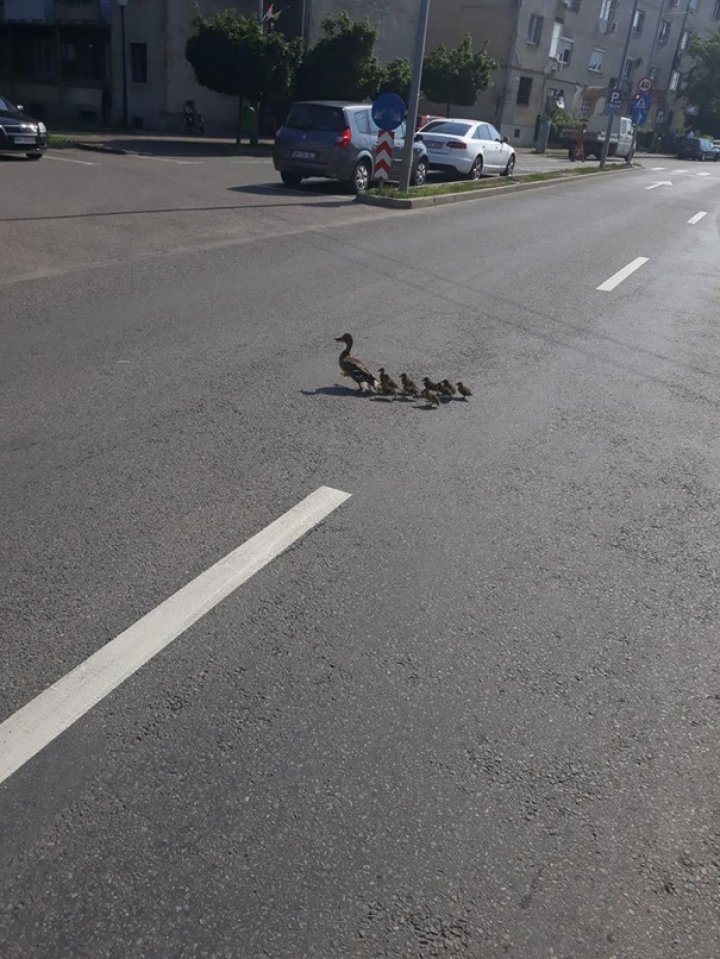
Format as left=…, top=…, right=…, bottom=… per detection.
left=45, top=153, right=97, bottom=166
left=128, top=155, right=204, bottom=165
left=597, top=256, right=649, bottom=292
left=688, top=211, right=708, bottom=224
left=0, top=485, right=351, bottom=787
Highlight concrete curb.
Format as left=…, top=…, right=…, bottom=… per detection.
left=357, top=165, right=639, bottom=209
left=75, top=141, right=130, bottom=155
left=73, top=140, right=275, bottom=159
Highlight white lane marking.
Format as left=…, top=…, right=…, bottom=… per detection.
left=597, top=256, right=649, bottom=292
left=45, top=153, right=97, bottom=166
left=129, top=155, right=203, bottom=165
left=646, top=180, right=672, bottom=190
left=697, top=171, right=711, bottom=177
left=650, top=166, right=666, bottom=171
left=670, top=168, right=689, bottom=174
left=688, top=211, right=708, bottom=224
left=0, top=485, right=351, bottom=786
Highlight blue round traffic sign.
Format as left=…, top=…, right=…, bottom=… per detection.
left=371, top=92, right=406, bottom=131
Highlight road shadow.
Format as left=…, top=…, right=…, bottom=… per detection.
left=300, top=386, right=368, bottom=398
left=0, top=199, right=350, bottom=224
left=229, top=181, right=355, bottom=204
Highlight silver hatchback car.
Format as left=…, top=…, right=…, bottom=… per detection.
left=273, top=100, right=428, bottom=193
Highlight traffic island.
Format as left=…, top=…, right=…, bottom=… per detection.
left=358, top=163, right=640, bottom=209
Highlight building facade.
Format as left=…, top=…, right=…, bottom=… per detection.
left=0, top=0, right=112, bottom=123
left=1, top=0, right=718, bottom=138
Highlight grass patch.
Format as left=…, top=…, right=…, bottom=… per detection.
left=369, top=163, right=635, bottom=199
left=48, top=133, right=75, bottom=148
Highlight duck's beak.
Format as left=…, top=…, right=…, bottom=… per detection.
left=335, top=336, right=345, bottom=342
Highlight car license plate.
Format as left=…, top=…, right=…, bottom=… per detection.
left=427, top=141, right=444, bottom=152
left=291, top=150, right=316, bottom=160
left=14, top=136, right=36, bottom=145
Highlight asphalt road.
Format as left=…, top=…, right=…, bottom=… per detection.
left=2, top=151, right=720, bottom=958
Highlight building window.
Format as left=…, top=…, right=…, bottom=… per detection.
left=527, top=14, right=544, bottom=45
left=679, top=30, right=689, bottom=50
left=688, top=0, right=698, bottom=10
left=669, top=69, right=680, bottom=90
left=565, top=0, right=581, bottom=10
left=549, top=20, right=562, bottom=57
left=622, top=57, right=634, bottom=80
left=669, top=0, right=681, bottom=7
left=714, top=0, right=720, bottom=19
left=580, top=96, right=593, bottom=118
left=658, top=19, right=671, bottom=44
left=516, top=76, right=532, bottom=105
left=649, top=64, right=660, bottom=82
left=632, top=9, right=645, bottom=36
left=599, top=0, right=617, bottom=22
left=557, top=38, right=574, bottom=66
left=588, top=47, right=605, bottom=72
left=130, top=42, right=147, bottom=83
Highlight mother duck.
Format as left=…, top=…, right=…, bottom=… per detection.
left=335, top=333, right=378, bottom=392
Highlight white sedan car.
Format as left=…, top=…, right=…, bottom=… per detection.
left=416, top=118, right=516, bottom=179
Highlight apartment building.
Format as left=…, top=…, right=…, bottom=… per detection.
left=2, top=0, right=718, bottom=137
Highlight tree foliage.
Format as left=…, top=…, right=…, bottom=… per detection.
left=294, top=12, right=384, bottom=101
left=374, top=57, right=412, bottom=102
left=422, top=34, right=497, bottom=115
left=186, top=9, right=301, bottom=143
left=682, top=31, right=720, bottom=137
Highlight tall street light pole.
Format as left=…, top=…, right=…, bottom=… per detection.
left=398, top=0, right=431, bottom=194
left=117, top=0, right=129, bottom=130
left=600, top=0, right=639, bottom=168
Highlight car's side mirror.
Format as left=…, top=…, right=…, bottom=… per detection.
left=502, top=135, right=509, bottom=143
left=414, top=133, right=423, bottom=141
left=16, top=104, right=24, bottom=113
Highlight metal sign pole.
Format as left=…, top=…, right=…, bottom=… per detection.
left=600, top=0, right=640, bottom=168
left=399, top=0, right=431, bottom=194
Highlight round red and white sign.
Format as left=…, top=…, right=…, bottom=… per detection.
left=637, top=76, right=653, bottom=93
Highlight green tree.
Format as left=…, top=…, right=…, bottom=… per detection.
left=186, top=9, right=301, bottom=145
left=374, top=57, right=412, bottom=102
left=422, top=34, right=497, bottom=116
left=683, top=31, right=720, bottom=137
left=294, top=12, right=384, bottom=101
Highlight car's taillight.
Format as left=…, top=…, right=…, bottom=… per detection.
left=334, top=128, right=352, bottom=149
left=447, top=141, right=466, bottom=149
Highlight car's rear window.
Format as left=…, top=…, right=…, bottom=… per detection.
left=422, top=121, right=472, bottom=136
left=284, top=104, right=346, bottom=132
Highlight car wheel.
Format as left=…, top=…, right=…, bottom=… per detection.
left=411, top=158, right=427, bottom=187
left=26, top=152, right=42, bottom=160
left=280, top=171, right=303, bottom=188
left=467, top=156, right=483, bottom=180
left=350, top=159, right=371, bottom=194
left=501, top=153, right=515, bottom=177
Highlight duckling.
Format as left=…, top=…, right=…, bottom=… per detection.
left=423, top=377, right=441, bottom=393
left=456, top=381, right=473, bottom=400
left=440, top=379, right=457, bottom=397
left=437, top=381, right=454, bottom=402
left=335, top=333, right=378, bottom=392
left=400, top=373, right=420, bottom=398
left=421, top=388, right=440, bottom=409
left=378, top=368, right=399, bottom=397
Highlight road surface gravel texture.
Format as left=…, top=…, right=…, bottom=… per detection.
left=1, top=151, right=719, bottom=958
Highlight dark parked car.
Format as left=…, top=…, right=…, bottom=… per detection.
left=676, top=136, right=719, bottom=161
left=274, top=100, right=428, bottom=194
left=0, top=96, right=48, bottom=159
